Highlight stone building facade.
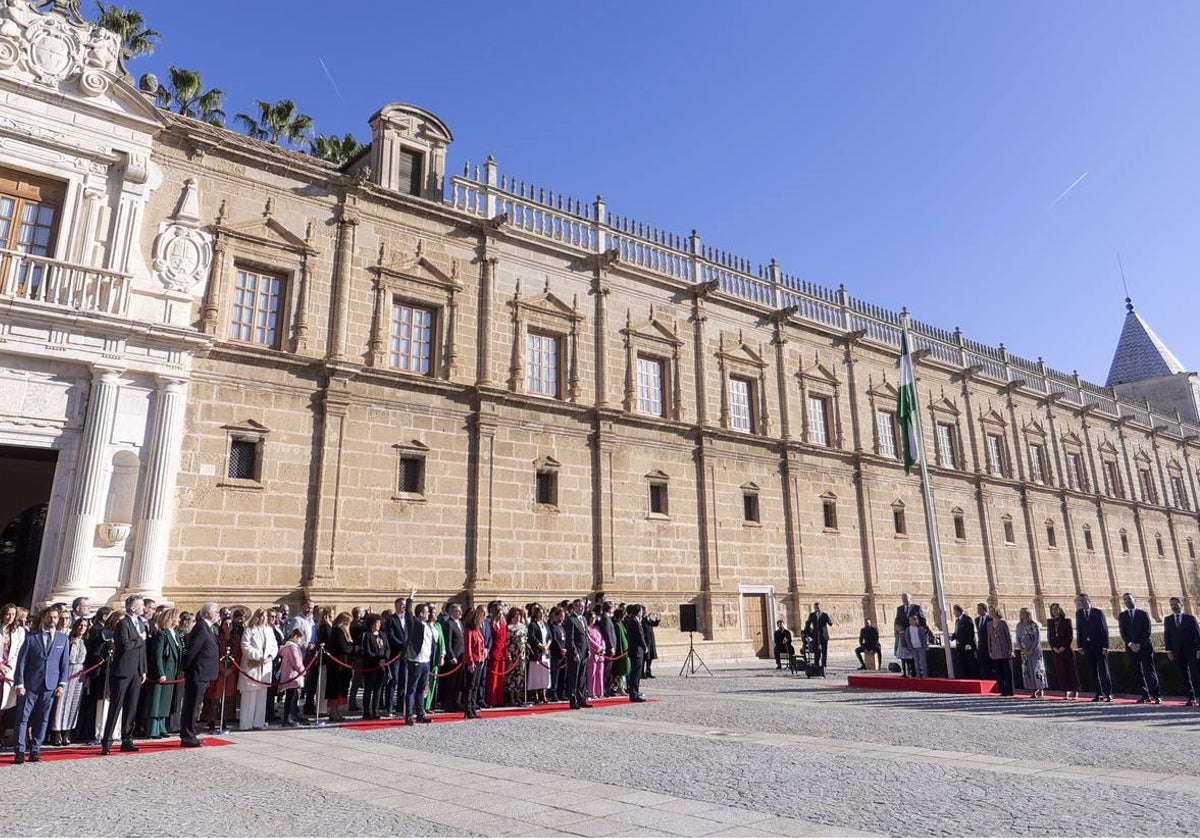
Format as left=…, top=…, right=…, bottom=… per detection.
left=4, top=2, right=1200, bottom=657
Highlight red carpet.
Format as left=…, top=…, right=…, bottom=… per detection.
left=7, top=737, right=234, bottom=764
left=341, top=696, right=640, bottom=730
left=847, top=674, right=1194, bottom=705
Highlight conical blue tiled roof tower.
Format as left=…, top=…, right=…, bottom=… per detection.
left=1105, top=298, right=1186, bottom=387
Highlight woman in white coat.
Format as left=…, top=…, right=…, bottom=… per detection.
left=1, top=604, right=26, bottom=746
left=238, top=609, right=278, bottom=730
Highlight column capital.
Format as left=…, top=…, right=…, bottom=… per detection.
left=154, top=373, right=188, bottom=391
left=90, top=363, right=125, bottom=382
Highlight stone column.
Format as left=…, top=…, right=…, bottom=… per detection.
left=49, top=366, right=123, bottom=601
left=125, top=376, right=187, bottom=600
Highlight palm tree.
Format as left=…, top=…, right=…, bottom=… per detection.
left=235, top=100, right=314, bottom=148
left=94, top=3, right=161, bottom=60
left=310, top=133, right=366, bottom=166
left=155, top=67, right=225, bottom=126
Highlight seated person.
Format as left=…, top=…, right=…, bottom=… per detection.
left=855, top=619, right=882, bottom=670
left=773, top=620, right=794, bottom=670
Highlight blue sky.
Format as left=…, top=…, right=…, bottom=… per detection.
left=130, top=1, right=1200, bottom=384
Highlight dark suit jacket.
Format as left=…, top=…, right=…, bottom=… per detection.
left=894, top=603, right=926, bottom=632
left=1075, top=607, right=1109, bottom=653
left=14, top=629, right=71, bottom=691
left=805, top=611, right=833, bottom=642
left=549, top=621, right=567, bottom=658
left=1164, top=612, right=1200, bottom=657
left=181, top=619, right=219, bottom=682
left=527, top=620, right=548, bottom=660
left=384, top=600, right=413, bottom=655
left=404, top=620, right=437, bottom=661
left=111, top=615, right=148, bottom=679
left=360, top=631, right=391, bottom=667
left=623, top=616, right=647, bottom=654
left=774, top=628, right=794, bottom=651
left=975, top=615, right=991, bottom=655
left=598, top=613, right=617, bottom=653
left=858, top=626, right=879, bottom=647
left=440, top=616, right=465, bottom=661
left=953, top=614, right=975, bottom=650
left=564, top=613, right=589, bottom=660
left=1118, top=608, right=1153, bottom=649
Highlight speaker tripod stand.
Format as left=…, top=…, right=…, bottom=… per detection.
left=679, top=631, right=712, bottom=677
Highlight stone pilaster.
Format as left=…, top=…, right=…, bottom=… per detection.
left=125, top=375, right=188, bottom=599
left=50, top=365, right=123, bottom=601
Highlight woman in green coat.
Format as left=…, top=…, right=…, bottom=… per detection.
left=147, top=609, right=181, bottom=737
left=424, top=608, right=447, bottom=713
left=612, top=605, right=631, bottom=695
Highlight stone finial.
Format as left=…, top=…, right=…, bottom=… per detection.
left=1126, top=296, right=1135, bottom=312
left=138, top=73, right=159, bottom=94
left=263, top=197, right=273, bottom=219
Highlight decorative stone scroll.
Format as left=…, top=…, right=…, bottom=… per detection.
left=0, top=1, right=123, bottom=97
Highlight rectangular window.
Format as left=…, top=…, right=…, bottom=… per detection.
left=227, top=438, right=261, bottom=481
left=1173, top=476, right=1190, bottom=510
left=1028, top=443, right=1047, bottom=484
left=1103, top=461, right=1123, bottom=498
left=398, top=455, right=425, bottom=495
left=1083, top=528, right=1094, bottom=551
left=876, top=411, right=897, bottom=459
left=1189, top=539, right=1195, bottom=560
left=1138, top=468, right=1158, bottom=504
left=807, top=395, right=830, bottom=446
left=230, top=269, right=284, bottom=348
left=1121, top=531, right=1130, bottom=553
left=822, top=498, right=838, bottom=530
left=636, top=356, right=665, bottom=417
left=1066, top=453, right=1086, bottom=491
left=728, top=377, right=754, bottom=433
left=985, top=434, right=1005, bottom=478
left=649, top=482, right=669, bottom=516
left=953, top=512, right=966, bottom=541
left=936, top=423, right=957, bottom=469
left=0, top=169, right=64, bottom=292
left=527, top=332, right=560, bottom=397
left=893, top=507, right=907, bottom=535
left=535, top=470, right=558, bottom=507
left=1003, top=519, right=1015, bottom=545
left=1046, top=522, right=1057, bottom=548
left=398, top=148, right=423, bottom=196
left=1157, top=535, right=1165, bottom=557
left=390, top=302, right=435, bottom=374
left=743, top=491, right=760, bottom=524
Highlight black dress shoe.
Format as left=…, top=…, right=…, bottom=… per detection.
left=415, top=716, right=432, bottom=724
left=100, top=742, right=112, bottom=755
left=28, top=752, right=41, bottom=763
left=120, top=741, right=139, bottom=753
left=180, top=739, right=204, bottom=748
left=12, top=753, right=24, bottom=764
left=581, top=702, right=594, bottom=708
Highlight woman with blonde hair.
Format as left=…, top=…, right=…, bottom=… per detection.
left=147, top=609, right=181, bottom=737
left=238, top=608, right=278, bottom=730
left=1016, top=607, right=1047, bottom=699
left=1, top=603, right=26, bottom=746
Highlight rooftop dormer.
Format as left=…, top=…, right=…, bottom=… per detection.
left=366, top=103, right=452, bottom=200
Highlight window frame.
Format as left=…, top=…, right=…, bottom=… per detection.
left=876, top=410, right=899, bottom=460
left=389, top=299, right=438, bottom=376
left=526, top=330, right=563, bottom=399
left=806, top=394, right=831, bottom=447
left=821, top=494, right=839, bottom=532
left=646, top=470, right=670, bottom=519
left=219, top=420, right=270, bottom=491
left=636, top=354, right=667, bottom=418
left=533, top=456, right=561, bottom=510
left=728, top=375, right=756, bottom=434
left=229, top=265, right=288, bottom=349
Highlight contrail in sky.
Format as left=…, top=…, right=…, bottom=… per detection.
left=1049, top=171, right=1088, bottom=209
left=318, top=57, right=347, bottom=105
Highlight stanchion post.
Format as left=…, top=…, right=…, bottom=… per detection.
left=314, top=644, right=327, bottom=727
left=214, top=647, right=231, bottom=735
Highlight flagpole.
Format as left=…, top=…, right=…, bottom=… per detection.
left=901, top=312, right=956, bottom=679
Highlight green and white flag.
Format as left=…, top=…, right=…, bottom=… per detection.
left=896, top=326, right=921, bottom=475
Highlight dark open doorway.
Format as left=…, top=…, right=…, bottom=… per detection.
left=0, top=445, right=57, bottom=608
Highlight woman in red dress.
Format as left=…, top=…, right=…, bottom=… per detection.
left=485, top=608, right=508, bottom=707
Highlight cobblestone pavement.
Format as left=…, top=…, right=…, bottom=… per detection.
left=5, top=659, right=1200, bottom=836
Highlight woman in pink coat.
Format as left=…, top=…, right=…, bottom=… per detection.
left=277, top=629, right=306, bottom=726
left=586, top=612, right=605, bottom=699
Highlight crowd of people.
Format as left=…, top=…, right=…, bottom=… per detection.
left=889, top=590, right=1200, bottom=702
left=0, top=591, right=660, bottom=763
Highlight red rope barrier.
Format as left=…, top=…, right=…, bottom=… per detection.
left=229, top=657, right=274, bottom=686
left=67, top=661, right=103, bottom=681
left=436, top=659, right=463, bottom=677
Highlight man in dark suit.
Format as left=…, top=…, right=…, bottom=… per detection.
left=11, top=605, right=71, bottom=763
left=1164, top=596, right=1200, bottom=705
left=952, top=604, right=976, bottom=679
left=598, top=602, right=617, bottom=696
left=403, top=601, right=436, bottom=725
left=805, top=602, right=833, bottom=669
left=974, top=602, right=993, bottom=679
left=1075, top=593, right=1113, bottom=702
left=563, top=599, right=591, bottom=709
left=1118, top=592, right=1161, bottom=704
left=548, top=607, right=568, bottom=700
left=894, top=595, right=925, bottom=677
left=623, top=604, right=648, bottom=702
left=854, top=620, right=880, bottom=670
left=439, top=602, right=465, bottom=712
left=384, top=590, right=415, bottom=715
left=102, top=595, right=148, bottom=755
left=179, top=601, right=220, bottom=747
left=773, top=620, right=794, bottom=670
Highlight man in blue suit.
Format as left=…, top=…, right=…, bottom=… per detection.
left=12, top=605, right=71, bottom=764
left=1118, top=592, right=1161, bottom=704
left=1164, top=596, right=1200, bottom=705
left=1075, top=593, right=1113, bottom=702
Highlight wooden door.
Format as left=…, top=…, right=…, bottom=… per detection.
left=742, top=594, right=769, bottom=658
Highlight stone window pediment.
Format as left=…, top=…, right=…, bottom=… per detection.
left=222, top=419, right=269, bottom=437
left=375, top=244, right=462, bottom=295
left=646, top=469, right=670, bottom=481
left=369, top=243, right=461, bottom=377
left=929, top=396, right=959, bottom=417
left=799, top=359, right=839, bottom=386
left=1061, top=432, right=1083, bottom=449
left=217, top=202, right=314, bottom=256
left=1023, top=420, right=1046, bottom=439
left=514, top=287, right=581, bottom=327
left=1098, top=440, right=1119, bottom=457
left=718, top=332, right=767, bottom=371
left=623, top=308, right=683, bottom=420
left=978, top=409, right=1007, bottom=429
left=623, top=310, right=681, bottom=348
left=392, top=438, right=429, bottom=454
